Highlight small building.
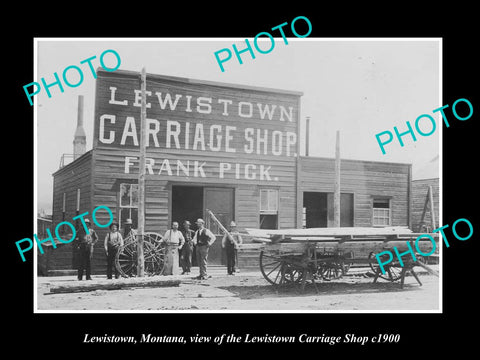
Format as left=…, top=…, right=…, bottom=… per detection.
left=45, top=69, right=416, bottom=275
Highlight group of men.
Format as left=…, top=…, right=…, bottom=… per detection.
left=162, top=218, right=243, bottom=279
left=74, top=217, right=243, bottom=281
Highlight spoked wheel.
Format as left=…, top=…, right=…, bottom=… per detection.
left=115, top=232, right=166, bottom=277
left=368, top=252, right=403, bottom=282
left=116, top=239, right=138, bottom=277
left=259, top=251, right=304, bottom=285
left=316, top=260, right=346, bottom=280
left=143, top=232, right=166, bottom=275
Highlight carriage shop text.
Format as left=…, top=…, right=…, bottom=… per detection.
left=46, top=68, right=424, bottom=274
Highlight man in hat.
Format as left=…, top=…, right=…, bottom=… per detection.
left=104, top=222, right=124, bottom=279
left=221, top=221, right=243, bottom=275
left=123, top=218, right=137, bottom=241
left=75, top=218, right=98, bottom=281
left=192, top=218, right=216, bottom=280
left=180, top=220, right=195, bottom=275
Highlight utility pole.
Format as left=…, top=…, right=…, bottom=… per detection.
left=333, top=130, right=341, bottom=227
left=137, top=67, right=147, bottom=277
left=305, top=116, right=310, bottom=156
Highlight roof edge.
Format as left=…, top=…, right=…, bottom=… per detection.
left=96, top=68, right=304, bottom=97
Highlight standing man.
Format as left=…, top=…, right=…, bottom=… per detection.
left=162, top=221, right=185, bottom=275
left=104, top=222, right=124, bottom=279
left=192, top=218, right=216, bottom=280
left=75, top=218, right=98, bottom=281
left=180, top=220, right=195, bottom=275
left=221, top=221, right=243, bottom=275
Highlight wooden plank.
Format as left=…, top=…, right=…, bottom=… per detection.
left=48, top=278, right=181, bottom=294
left=246, top=226, right=415, bottom=238
left=260, top=239, right=435, bottom=258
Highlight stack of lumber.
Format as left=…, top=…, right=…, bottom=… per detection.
left=245, top=226, right=415, bottom=239
left=243, top=227, right=439, bottom=258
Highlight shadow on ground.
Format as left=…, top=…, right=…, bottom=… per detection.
left=218, top=279, right=421, bottom=300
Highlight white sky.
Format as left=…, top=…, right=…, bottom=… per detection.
left=36, top=38, right=441, bottom=213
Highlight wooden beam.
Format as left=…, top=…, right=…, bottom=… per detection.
left=49, top=278, right=181, bottom=294
left=245, top=226, right=433, bottom=238
left=333, top=130, right=341, bottom=227
left=137, top=67, right=147, bottom=277
left=305, top=116, right=310, bottom=156
left=428, top=185, right=436, bottom=229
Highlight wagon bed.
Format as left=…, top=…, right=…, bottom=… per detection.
left=242, top=226, right=439, bottom=290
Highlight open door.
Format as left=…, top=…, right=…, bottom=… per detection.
left=204, top=187, right=235, bottom=265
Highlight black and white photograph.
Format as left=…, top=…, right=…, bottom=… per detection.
left=33, top=38, right=441, bottom=312
left=7, top=7, right=478, bottom=355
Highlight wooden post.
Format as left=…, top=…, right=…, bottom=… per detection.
left=428, top=185, right=436, bottom=229
left=62, top=192, right=66, bottom=234
left=137, top=67, right=147, bottom=277
left=419, top=185, right=436, bottom=231
left=333, top=130, right=341, bottom=227
left=305, top=116, right=310, bottom=156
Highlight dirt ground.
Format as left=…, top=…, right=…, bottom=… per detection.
left=36, top=266, right=440, bottom=312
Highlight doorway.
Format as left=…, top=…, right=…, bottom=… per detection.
left=171, top=185, right=234, bottom=265
left=303, top=192, right=354, bottom=228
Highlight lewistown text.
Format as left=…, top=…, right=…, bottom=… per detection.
left=214, top=16, right=312, bottom=72
left=102, top=86, right=298, bottom=182
left=16, top=206, right=113, bottom=262
left=376, top=217, right=473, bottom=273
left=375, top=98, right=473, bottom=155
left=23, top=49, right=121, bottom=106
left=83, top=333, right=391, bottom=345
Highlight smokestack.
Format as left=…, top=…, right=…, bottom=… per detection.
left=73, top=95, right=86, bottom=160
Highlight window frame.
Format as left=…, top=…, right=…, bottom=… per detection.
left=119, top=183, right=139, bottom=228
left=372, top=197, right=391, bottom=227
left=259, top=188, right=279, bottom=229
left=259, top=189, right=279, bottom=214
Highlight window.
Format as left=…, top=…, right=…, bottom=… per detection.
left=119, top=183, right=138, bottom=228
left=373, top=198, right=391, bottom=226
left=260, top=189, right=278, bottom=229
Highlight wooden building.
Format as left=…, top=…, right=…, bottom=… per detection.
left=46, top=69, right=414, bottom=275
left=299, top=156, right=411, bottom=229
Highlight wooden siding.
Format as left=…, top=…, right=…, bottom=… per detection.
left=48, top=151, right=94, bottom=274
left=411, top=178, right=440, bottom=231
left=91, top=69, right=301, bottom=239
left=52, top=151, right=93, bottom=229
left=298, top=156, right=411, bottom=227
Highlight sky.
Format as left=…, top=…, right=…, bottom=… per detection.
left=35, top=38, right=441, bottom=214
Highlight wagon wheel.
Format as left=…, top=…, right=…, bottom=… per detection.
left=116, top=239, right=138, bottom=277
left=259, top=251, right=304, bottom=285
left=143, top=233, right=166, bottom=275
left=368, top=252, right=403, bottom=282
left=316, top=260, right=346, bottom=280
left=115, top=232, right=166, bottom=277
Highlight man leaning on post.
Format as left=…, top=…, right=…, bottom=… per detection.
left=192, top=218, right=216, bottom=280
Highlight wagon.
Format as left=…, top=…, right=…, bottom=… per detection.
left=244, top=227, right=439, bottom=290
left=114, top=232, right=167, bottom=277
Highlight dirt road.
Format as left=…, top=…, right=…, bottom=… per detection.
left=36, top=267, right=440, bottom=312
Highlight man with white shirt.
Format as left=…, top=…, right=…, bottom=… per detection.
left=162, top=221, right=185, bottom=275
left=192, top=218, right=216, bottom=280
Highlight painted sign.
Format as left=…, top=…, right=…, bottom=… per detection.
left=93, top=69, right=301, bottom=184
